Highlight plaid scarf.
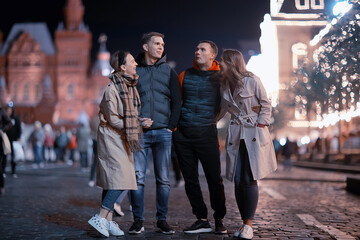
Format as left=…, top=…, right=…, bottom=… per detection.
left=111, top=73, right=141, bottom=152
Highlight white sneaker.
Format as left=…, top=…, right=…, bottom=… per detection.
left=114, top=203, right=124, bottom=216
left=234, top=224, right=253, bottom=239
left=88, top=214, right=109, bottom=237
left=108, top=221, right=124, bottom=236
left=88, top=180, right=95, bottom=187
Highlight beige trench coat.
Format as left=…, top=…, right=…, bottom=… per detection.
left=220, top=75, right=277, bottom=181
left=96, top=81, right=137, bottom=190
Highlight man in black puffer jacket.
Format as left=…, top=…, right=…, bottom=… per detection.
left=128, top=32, right=181, bottom=235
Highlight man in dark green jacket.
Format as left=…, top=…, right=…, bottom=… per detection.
left=173, top=40, right=227, bottom=235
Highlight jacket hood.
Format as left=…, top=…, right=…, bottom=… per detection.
left=136, top=52, right=167, bottom=67
left=193, top=60, right=220, bottom=71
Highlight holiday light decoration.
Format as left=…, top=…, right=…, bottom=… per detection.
left=290, top=0, right=360, bottom=128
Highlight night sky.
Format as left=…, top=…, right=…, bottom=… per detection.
left=0, top=0, right=270, bottom=72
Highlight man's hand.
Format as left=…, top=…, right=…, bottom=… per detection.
left=251, top=105, right=261, bottom=114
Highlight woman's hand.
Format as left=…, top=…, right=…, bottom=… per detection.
left=140, top=118, right=153, bottom=128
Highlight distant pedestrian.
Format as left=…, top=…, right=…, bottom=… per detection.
left=55, top=126, right=68, bottom=163
left=29, top=121, right=45, bottom=168
left=4, top=101, right=21, bottom=178
left=219, top=49, right=277, bottom=239
left=76, top=122, right=91, bottom=172
left=87, top=50, right=141, bottom=237
left=43, top=123, right=55, bottom=163
left=282, top=137, right=293, bottom=171
left=88, top=115, right=99, bottom=187
left=0, top=105, right=12, bottom=196
left=67, top=129, right=77, bottom=165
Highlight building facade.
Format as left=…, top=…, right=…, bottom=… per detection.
left=0, top=0, right=111, bottom=126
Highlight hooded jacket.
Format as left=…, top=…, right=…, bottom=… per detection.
left=135, top=53, right=181, bottom=131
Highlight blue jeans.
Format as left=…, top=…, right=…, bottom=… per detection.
left=33, top=145, right=44, bottom=164
left=131, top=128, right=172, bottom=221
left=102, top=190, right=123, bottom=212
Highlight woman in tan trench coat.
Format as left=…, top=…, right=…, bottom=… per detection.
left=88, top=50, right=143, bottom=238
left=219, top=49, right=277, bottom=240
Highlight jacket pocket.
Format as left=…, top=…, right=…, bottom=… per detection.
left=255, top=127, right=271, bottom=147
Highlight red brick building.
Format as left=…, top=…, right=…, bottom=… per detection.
left=0, top=0, right=111, bottom=126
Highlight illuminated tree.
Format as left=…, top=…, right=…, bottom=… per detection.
left=292, top=0, right=360, bottom=120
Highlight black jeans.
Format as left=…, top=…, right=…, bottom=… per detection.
left=173, top=125, right=226, bottom=220
left=234, top=140, right=258, bottom=220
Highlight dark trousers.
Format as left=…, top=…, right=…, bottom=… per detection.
left=2, top=141, right=16, bottom=175
left=90, top=139, right=97, bottom=181
left=171, top=143, right=182, bottom=182
left=234, top=140, right=258, bottom=220
left=0, top=137, right=4, bottom=188
left=173, top=125, right=226, bottom=220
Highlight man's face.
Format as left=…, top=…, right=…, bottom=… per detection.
left=144, top=36, right=164, bottom=59
left=194, top=43, right=215, bottom=66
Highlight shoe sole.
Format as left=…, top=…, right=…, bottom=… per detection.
left=215, top=230, right=228, bottom=234
left=128, top=226, right=145, bottom=234
left=156, top=228, right=175, bottom=235
left=184, top=228, right=212, bottom=234
left=88, top=219, right=109, bottom=237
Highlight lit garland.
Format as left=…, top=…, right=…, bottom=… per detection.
left=290, top=0, right=360, bottom=128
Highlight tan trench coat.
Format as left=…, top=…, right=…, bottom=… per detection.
left=220, top=75, right=277, bottom=181
left=96, top=81, right=137, bottom=190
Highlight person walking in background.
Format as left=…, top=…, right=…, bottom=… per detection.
left=218, top=49, right=277, bottom=239
left=43, top=123, right=55, bottom=163
left=55, top=126, right=68, bottom=163
left=173, top=40, right=227, bottom=234
left=76, top=122, right=91, bottom=172
left=88, top=115, right=99, bottom=187
left=171, top=143, right=184, bottom=187
left=0, top=104, right=12, bottom=196
left=87, top=50, right=141, bottom=237
left=129, top=32, right=181, bottom=235
left=4, top=101, right=21, bottom=178
left=30, top=121, right=45, bottom=168
left=67, top=129, right=77, bottom=166
left=282, top=137, right=293, bottom=171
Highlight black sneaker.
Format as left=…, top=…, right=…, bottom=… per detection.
left=215, top=219, right=227, bottom=234
left=128, top=219, right=144, bottom=234
left=183, top=219, right=212, bottom=234
left=156, top=220, right=175, bottom=235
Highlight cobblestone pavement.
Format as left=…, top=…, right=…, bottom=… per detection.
left=0, top=160, right=359, bottom=240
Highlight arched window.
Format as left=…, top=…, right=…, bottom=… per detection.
left=67, top=83, right=74, bottom=99
left=291, top=42, right=308, bottom=70
left=23, top=83, right=29, bottom=100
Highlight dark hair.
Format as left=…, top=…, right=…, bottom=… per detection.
left=221, top=49, right=253, bottom=88
left=110, top=50, right=130, bottom=72
left=141, top=32, right=165, bottom=45
left=199, top=40, right=218, bottom=58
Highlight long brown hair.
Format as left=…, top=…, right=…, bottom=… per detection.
left=221, top=49, right=253, bottom=88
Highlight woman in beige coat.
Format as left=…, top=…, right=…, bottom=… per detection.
left=219, top=49, right=277, bottom=240
left=88, top=50, right=142, bottom=238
